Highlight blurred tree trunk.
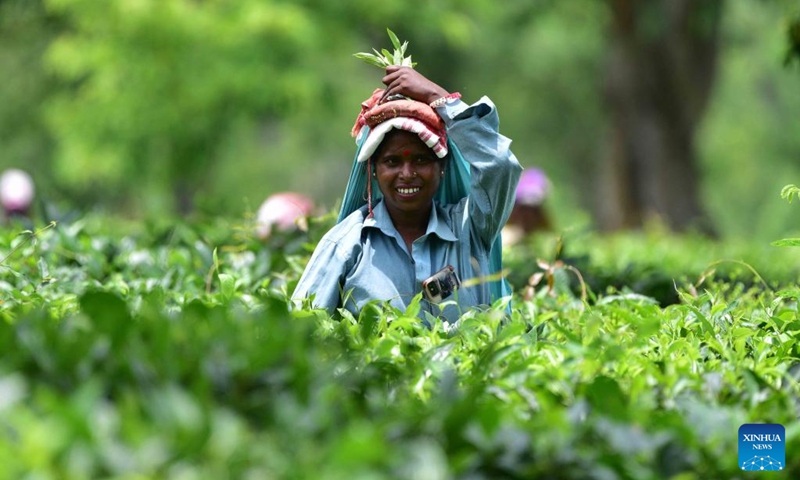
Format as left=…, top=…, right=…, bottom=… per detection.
left=595, top=0, right=722, bottom=234
left=788, top=15, right=800, bottom=66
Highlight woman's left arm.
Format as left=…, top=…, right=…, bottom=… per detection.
left=437, top=97, right=523, bottom=247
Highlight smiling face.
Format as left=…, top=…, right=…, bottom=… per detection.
left=373, top=129, right=443, bottom=225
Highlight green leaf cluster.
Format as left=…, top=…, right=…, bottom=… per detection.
left=771, top=184, right=800, bottom=247
left=353, top=28, right=417, bottom=68
left=505, top=226, right=800, bottom=306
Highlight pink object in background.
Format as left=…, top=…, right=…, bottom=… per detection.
left=503, top=168, right=552, bottom=246
left=0, top=169, right=35, bottom=216
left=256, top=192, right=315, bottom=240
left=515, top=168, right=550, bottom=206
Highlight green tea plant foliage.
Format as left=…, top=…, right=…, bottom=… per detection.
left=773, top=184, right=800, bottom=247
left=0, top=214, right=798, bottom=479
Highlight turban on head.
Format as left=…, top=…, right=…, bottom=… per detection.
left=351, top=89, right=448, bottom=162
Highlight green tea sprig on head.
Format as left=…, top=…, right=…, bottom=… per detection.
left=353, top=29, right=417, bottom=68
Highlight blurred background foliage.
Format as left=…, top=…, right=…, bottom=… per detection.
left=1, top=0, right=799, bottom=241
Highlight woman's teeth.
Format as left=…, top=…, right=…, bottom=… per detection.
left=397, top=187, right=420, bottom=194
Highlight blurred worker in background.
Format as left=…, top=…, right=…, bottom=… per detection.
left=503, top=168, right=552, bottom=246
left=255, top=191, right=315, bottom=241
left=0, top=169, right=35, bottom=222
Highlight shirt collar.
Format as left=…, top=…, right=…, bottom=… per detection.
left=364, top=200, right=458, bottom=243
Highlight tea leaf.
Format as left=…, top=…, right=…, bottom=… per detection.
left=219, top=273, right=235, bottom=299
left=772, top=238, right=800, bottom=247
left=387, top=28, right=402, bottom=51
left=780, top=184, right=800, bottom=202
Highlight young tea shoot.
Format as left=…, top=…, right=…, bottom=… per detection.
left=353, top=28, right=417, bottom=68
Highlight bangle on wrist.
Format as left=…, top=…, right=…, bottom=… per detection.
left=429, top=92, right=461, bottom=108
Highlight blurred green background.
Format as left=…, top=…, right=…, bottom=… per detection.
left=2, top=0, right=799, bottom=241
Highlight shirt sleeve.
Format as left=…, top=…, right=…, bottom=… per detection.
left=436, top=97, right=523, bottom=247
left=291, top=237, right=347, bottom=313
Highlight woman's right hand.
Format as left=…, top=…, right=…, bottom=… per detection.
left=380, top=66, right=449, bottom=105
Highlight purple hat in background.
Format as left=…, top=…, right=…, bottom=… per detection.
left=515, top=168, right=550, bottom=206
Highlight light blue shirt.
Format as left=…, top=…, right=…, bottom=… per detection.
left=292, top=96, right=522, bottom=323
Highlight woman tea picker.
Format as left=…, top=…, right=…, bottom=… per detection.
left=293, top=62, right=522, bottom=323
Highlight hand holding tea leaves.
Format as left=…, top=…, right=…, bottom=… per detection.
left=353, top=29, right=448, bottom=104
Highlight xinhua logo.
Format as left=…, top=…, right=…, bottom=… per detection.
left=739, top=424, right=785, bottom=471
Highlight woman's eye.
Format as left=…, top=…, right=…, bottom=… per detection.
left=415, top=156, right=433, bottom=164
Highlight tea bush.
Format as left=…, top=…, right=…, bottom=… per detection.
left=0, top=214, right=798, bottom=479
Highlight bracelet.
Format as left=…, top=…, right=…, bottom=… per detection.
left=429, top=92, right=461, bottom=108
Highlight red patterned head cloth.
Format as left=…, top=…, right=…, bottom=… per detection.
left=351, top=89, right=448, bottom=162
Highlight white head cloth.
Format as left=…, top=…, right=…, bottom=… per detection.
left=356, top=117, right=448, bottom=163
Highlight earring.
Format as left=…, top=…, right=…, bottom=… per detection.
left=440, top=170, right=445, bottom=176
left=372, top=172, right=376, bottom=178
